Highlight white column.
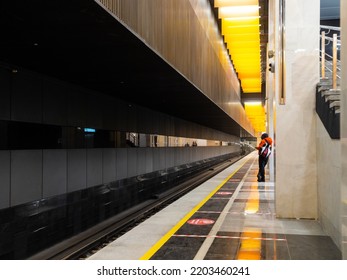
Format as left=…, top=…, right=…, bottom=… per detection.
left=340, top=0, right=347, bottom=260
left=275, top=0, right=319, bottom=218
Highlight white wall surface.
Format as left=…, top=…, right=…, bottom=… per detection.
left=340, top=0, right=347, bottom=260
left=274, top=0, right=319, bottom=218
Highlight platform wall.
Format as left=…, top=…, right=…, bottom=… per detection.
left=316, top=116, right=341, bottom=249
left=0, top=64, right=241, bottom=210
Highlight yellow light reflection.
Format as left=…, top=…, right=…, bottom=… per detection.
left=236, top=183, right=262, bottom=260
left=245, top=183, right=260, bottom=214
left=236, top=229, right=262, bottom=260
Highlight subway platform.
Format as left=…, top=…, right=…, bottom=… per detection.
left=88, top=152, right=341, bottom=260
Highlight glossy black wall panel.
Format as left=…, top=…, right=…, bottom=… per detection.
left=9, top=122, right=43, bottom=150
left=10, top=150, right=42, bottom=206
left=127, top=149, right=138, bottom=178
left=87, top=92, right=103, bottom=129
left=152, top=148, right=162, bottom=171
left=42, top=79, right=68, bottom=126
left=192, top=147, right=199, bottom=161
left=115, top=148, right=127, bottom=180
left=0, top=63, right=242, bottom=212
left=102, top=148, right=116, bottom=183
left=86, top=149, right=103, bottom=188
left=102, top=95, right=118, bottom=130
left=42, top=150, right=67, bottom=198
left=136, top=106, right=152, bottom=133
left=0, top=68, right=11, bottom=120
left=11, top=72, right=42, bottom=123
left=67, top=127, right=85, bottom=149
left=175, top=147, right=183, bottom=166
left=144, top=148, right=154, bottom=173
left=67, top=149, right=87, bottom=192
left=42, top=124, right=63, bottom=149
left=183, top=148, right=190, bottom=163
left=1, top=62, right=240, bottom=143
left=168, top=116, right=176, bottom=136
left=115, top=100, right=128, bottom=131
left=0, top=152, right=241, bottom=258
left=126, top=104, right=138, bottom=132
left=175, top=120, right=185, bottom=136
left=158, top=113, right=167, bottom=134
left=102, top=95, right=117, bottom=130
left=67, top=88, right=87, bottom=127
left=0, top=151, right=10, bottom=209
left=137, top=148, right=147, bottom=175
left=0, top=121, right=8, bottom=149
left=91, top=129, right=111, bottom=148
left=166, top=148, right=174, bottom=168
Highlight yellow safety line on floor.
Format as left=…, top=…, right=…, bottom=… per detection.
left=139, top=158, right=250, bottom=260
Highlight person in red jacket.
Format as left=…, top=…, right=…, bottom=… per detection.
left=256, top=133, right=273, bottom=182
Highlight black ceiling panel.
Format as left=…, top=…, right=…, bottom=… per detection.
left=0, top=0, right=243, bottom=136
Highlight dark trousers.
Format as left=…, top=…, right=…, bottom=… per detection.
left=257, top=156, right=269, bottom=182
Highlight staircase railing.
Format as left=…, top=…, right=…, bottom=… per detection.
left=316, top=25, right=341, bottom=139
left=320, top=25, right=341, bottom=90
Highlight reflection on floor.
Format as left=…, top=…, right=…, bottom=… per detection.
left=151, top=156, right=341, bottom=260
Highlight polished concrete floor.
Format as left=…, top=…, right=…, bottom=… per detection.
left=89, top=152, right=341, bottom=260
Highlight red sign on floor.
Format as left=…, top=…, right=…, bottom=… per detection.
left=216, top=191, right=233, bottom=195
left=187, top=218, right=215, bottom=225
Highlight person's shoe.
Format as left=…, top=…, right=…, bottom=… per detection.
left=257, top=174, right=261, bottom=182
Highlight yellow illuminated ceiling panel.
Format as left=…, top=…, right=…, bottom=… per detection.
left=244, top=102, right=266, bottom=134
left=215, top=0, right=265, bottom=136
left=215, top=0, right=259, bottom=6
left=215, top=0, right=261, bottom=93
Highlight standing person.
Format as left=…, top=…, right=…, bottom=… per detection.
left=256, top=133, right=273, bottom=182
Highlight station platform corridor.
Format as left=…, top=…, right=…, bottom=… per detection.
left=89, top=152, right=341, bottom=260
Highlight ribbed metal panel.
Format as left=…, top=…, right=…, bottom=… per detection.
left=96, top=0, right=254, bottom=135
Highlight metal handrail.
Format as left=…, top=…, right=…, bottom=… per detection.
left=320, top=25, right=341, bottom=90
left=320, top=25, right=341, bottom=32
left=322, top=36, right=341, bottom=44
